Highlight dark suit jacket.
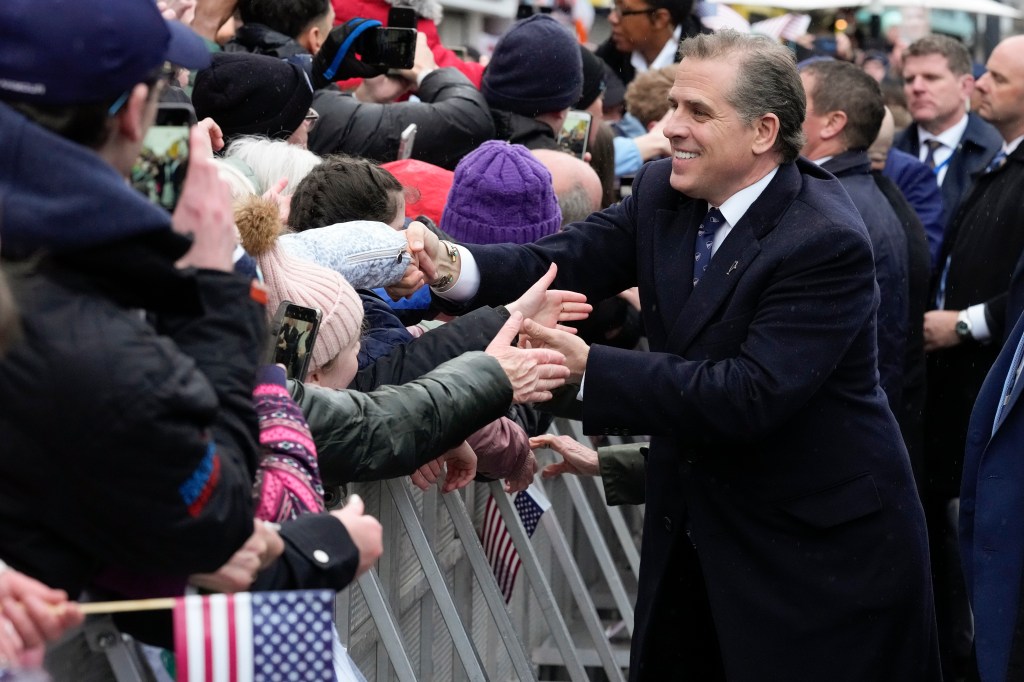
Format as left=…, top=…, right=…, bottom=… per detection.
left=464, top=158, right=939, bottom=681
left=873, top=171, right=931, bottom=477
left=883, top=147, right=945, bottom=267
left=823, top=151, right=909, bottom=417
left=924, top=143, right=1024, bottom=497
left=894, top=113, right=1002, bottom=236
left=960, top=309, right=1024, bottom=682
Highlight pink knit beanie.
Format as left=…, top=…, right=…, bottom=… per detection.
left=235, top=196, right=363, bottom=371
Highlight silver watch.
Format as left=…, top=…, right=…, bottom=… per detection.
left=955, top=309, right=973, bottom=340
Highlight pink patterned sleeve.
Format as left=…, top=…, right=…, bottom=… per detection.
left=252, top=365, right=326, bottom=522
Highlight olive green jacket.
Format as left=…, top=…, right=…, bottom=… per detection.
left=292, top=351, right=512, bottom=486
left=599, top=442, right=648, bottom=506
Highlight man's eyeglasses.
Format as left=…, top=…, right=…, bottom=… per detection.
left=610, top=5, right=657, bottom=18
left=107, top=62, right=178, bottom=117
left=303, top=108, right=320, bottom=132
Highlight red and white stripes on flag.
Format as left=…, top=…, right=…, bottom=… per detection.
left=172, top=590, right=335, bottom=682
left=481, top=484, right=551, bottom=603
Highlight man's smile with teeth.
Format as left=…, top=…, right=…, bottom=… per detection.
left=675, top=151, right=699, bottom=159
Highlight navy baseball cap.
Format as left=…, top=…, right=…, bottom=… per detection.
left=0, top=0, right=211, bottom=106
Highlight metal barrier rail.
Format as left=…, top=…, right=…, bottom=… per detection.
left=101, top=419, right=644, bottom=681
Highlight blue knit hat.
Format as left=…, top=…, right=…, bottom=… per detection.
left=482, top=15, right=583, bottom=117
left=440, top=141, right=561, bottom=245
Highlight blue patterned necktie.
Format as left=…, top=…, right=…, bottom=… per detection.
left=922, top=138, right=943, bottom=169
left=693, top=207, right=724, bottom=287
left=986, top=149, right=1008, bottom=173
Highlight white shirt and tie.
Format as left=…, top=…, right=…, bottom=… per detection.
left=917, top=113, right=969, bottom=186
left=435, top=167, right=781, bottom=399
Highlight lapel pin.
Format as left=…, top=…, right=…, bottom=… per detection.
left=727, top=260, right=739, bottom=275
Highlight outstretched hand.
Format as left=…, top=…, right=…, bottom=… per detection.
left=441, top=441, right=477, bottom=493
left=485, top=312, right=569, bottom=403
left=505, top=263, right=591, bottom=332
left=386, top=221, right=439, bottom=300
left=531, top=434, right=600, bottom=478
left=189, top=520, right=283, bottom=593
left=410, top=456, right=443, bottom=490
left=331, top=494, right=384, bottom=577
left=519, top=318, right=590, bottom=382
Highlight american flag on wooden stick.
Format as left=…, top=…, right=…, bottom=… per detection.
left=173, top=590, right=335, bottom=681
left=481, top=484, right=551, bottom=602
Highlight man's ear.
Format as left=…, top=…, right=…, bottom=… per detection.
left=821, top=110, right=848, bottom=141
left=301, top=25, right=323, bottom=55
left=306, top=369, right=322, bottom=386
left=651, top=7, right=672, bottom=30
left=959, top=74, right=975, bottom=102
left=751, top=113, right=780, bottom=156
left=116, top=83, right=152, bottom=144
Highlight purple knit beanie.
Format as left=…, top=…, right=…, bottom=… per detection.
left=440, top=141, right=562, bottom=245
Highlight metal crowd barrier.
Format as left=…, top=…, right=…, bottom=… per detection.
left=101, top=419, right=644, bottom=681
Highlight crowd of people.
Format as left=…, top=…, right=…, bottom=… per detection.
left=1, top=0, right=1024, bottom=680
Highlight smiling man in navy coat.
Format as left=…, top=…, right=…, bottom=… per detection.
left=405, top=30, right=939, bottom=681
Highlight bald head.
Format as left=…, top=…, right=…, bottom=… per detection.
left=975, top=35, right=1024, bottom=141
left=531, top=149, right=603, bottom=225
left=868, top=107, right=896, bottom=171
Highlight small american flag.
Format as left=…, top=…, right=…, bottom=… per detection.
left=481, top=484, right=551, bottom=602
left=173, top=590, right=335, bottom=682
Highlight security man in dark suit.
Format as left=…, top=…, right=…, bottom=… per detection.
left=403, top=30, right=940, bottom=681
left=894, top=34, right=1001, bottom=246
left=799, top=59, right=910, bottom=427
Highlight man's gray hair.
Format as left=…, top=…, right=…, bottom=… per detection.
left=558, top=183, right=598, bottom=226
left=677, top=30, right=806, bottom=163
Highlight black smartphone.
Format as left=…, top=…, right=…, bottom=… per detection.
left=357, top=26, right=417, bottom=69
left=557, top=109, right=593, bottom=160
left=267, top=301, right=323, bottom=382
left=130, top=102, right=196, bottom=211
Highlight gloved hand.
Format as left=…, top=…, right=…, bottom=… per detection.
left=311, top=18, right=389, bottom=88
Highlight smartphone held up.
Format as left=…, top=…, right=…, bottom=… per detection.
left=557, top=110, right=592, bottom=160
left=267, top=301, right=323, bottom=382
left=130, top=102, right=196, bottom=212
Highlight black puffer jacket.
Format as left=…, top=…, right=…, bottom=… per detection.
left=225, top=22, right=494, bottom=169
left=309, top=69, right=495, bottom=168
left=0, top=107, right=264, bottom=597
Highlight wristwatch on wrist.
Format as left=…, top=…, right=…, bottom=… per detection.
left=955, top=309, right=974, bottom=340
left=431, top=240, right=459, bottom=292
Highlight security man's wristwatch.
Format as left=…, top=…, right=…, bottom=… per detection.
left=955, top=309, right=974, bottom=340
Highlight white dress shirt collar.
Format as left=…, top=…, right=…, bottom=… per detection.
left=714, top=166, right=779, bottom=229
left=630, top=25, right=682, bottom=74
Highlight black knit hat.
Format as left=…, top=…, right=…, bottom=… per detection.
left=482, top=15, right=583, bottom=117
left=192, top=52, right=313, bottom=141
left=575, top=45, right=606, bottom=110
